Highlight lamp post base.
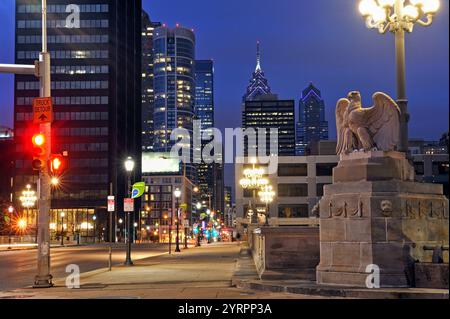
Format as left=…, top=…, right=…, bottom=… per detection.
left=33, top=275, right=53, bottom=289
left=124, top=260, right=134, bottom=266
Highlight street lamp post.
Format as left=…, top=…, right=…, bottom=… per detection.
left=124, top=157, right=135, bottom=266
left=60, top=212, right=65, bottom=246
left=358, top=0, right=441, bottom=153
left=174, top=188, right=182, bottom=253
left=258, top=185, right=275, bottom=226
left=93, top=215, right=97, bottom=243
left=239, top=159, right=269, bottom=224
left=19, top=185, right=37, bottom=240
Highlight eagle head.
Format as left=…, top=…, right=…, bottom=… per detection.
left=348, top=91, right=362, bottom=108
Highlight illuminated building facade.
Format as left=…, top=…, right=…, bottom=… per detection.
left=195, top=60, right=222, bottom=211
left=243, top=41, right=271, bottom=102
left=13, top=0, right=142, bottom=242
left=142, top=11, right=161, bottom=151
left=242, top=94, right=296, bottom=156
left=153, top=25, right=196, bottom=182
left=296, top=83, right=329, bottom=156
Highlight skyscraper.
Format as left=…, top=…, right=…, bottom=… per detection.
left=195, top=60, right=217, bottom=207
left=153, top=26, right=196, bottom=152
left=142, top=11, right=161, bottom=152
left=14, top=0, right=142, bottom=238
left=152, top=25, right=196, bottom=182
left=296, top=83, right=329, bottom=156
left=243, top=42, right=271, bottom=102
left=242, top=94, right=296, bottom=156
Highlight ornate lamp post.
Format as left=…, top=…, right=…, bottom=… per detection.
left=19, top=184, right=37, bottom=237
left=239, top=160, right=269, bottom=224
left=174, top=188, right=182, bottom=253
left=258, top=185, right=276, bottom=226
left=124, top=156, right=135, bottom=266
left=358, top=0, right=441, bottom=153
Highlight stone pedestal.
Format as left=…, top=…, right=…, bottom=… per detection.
left=252, top=226, right=320, bottom=280
left=316, top=151, right=449, bottom=287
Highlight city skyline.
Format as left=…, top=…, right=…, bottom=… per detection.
left=0, top=0, right=448, bottom=302
left=0, top=0, right=448, bottom=143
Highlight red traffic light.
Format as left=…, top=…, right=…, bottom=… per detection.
left=32, top=134, right=45, bottom=147
left=31, top=133, right=47, bottom=171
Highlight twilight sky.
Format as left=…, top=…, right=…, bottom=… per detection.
left=0, top=0, right=449, bottom=187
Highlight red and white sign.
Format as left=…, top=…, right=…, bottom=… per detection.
left=124, top=198, right=134, bottom=212
left=107, top=196, right=115, bottom=212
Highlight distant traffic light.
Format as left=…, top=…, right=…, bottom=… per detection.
left=32, top=133, right=47, bottom=171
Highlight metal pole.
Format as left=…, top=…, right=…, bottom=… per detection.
left=60, top=215, right=64, bottom=246
left=169, top=212, right=172, bottom=254
left=109, top=183, right=113, bottom=271
left=124, top=174, right=133, bottom=266
left=34, top=0, right=53, bottom=288
left=175, top=197, right=181, bottom=252
left=394, top=0, right=409, bottom=154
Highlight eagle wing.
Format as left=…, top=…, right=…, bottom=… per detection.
left=336, top=98, right=350, bottom=155
left=364, top=92, right=401, bottom=151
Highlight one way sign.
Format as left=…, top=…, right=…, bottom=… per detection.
left=33, top=97, right=53, bottom=125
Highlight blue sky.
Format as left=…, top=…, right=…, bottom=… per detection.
left=1, top=0, right=449, bottom=187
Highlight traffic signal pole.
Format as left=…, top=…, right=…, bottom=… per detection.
left=0, top=0, right=53, bottom=288
left=34, top=0, right=53, bottom=288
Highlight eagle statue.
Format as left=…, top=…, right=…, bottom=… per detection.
left=336, top=91, right=401, bottom=155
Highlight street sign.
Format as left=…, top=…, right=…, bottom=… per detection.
left=33, top=97, right=53, bottom=124
left=124, top=198, right=134, bottom=212
left=107, top=196, right=115, bottom=212
left=131, top=182, right=146, bottom=199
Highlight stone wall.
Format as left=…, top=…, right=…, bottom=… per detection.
left=251, top=226, right=320, bottom=280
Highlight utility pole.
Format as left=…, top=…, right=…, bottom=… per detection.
left=0, top=0, right=53, bottom=288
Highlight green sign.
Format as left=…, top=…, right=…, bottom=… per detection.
left=131, top=182, right=146, bottom=199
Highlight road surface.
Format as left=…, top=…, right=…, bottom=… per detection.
left=0, top=243, right=168, bottom=291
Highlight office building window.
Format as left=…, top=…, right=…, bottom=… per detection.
left=278, top=184, right=308, bottom=197
left=278, top=205, right=309, bottom=218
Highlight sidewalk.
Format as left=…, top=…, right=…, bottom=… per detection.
left=0, top=242, right=324, bottom=299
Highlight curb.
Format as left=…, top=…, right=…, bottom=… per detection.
left=234, top=279, right=449, bottom=299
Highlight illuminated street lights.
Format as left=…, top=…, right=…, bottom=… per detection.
left=19, top=185, right=37, bottom=237
left=124, top=156, right=135, bottom=266
left=174, top=188, right=182, bottom=253
left=358, top=0, right=440, bottom=153
left=258, top=185, right=276, bottom=226
left=239, top=160, right=269, bottom=223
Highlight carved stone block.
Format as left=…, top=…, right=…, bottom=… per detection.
left=317, top=152, right=449, bottom=288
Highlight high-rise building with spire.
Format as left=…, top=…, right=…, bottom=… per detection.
left=241, top=42, right=295, bottom=157
left=242, top=42, right=271, bottom=102
left=296, top=82, right=329, bottom=155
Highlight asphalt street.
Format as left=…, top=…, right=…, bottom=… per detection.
left=0, top=243, right=168, bottom=291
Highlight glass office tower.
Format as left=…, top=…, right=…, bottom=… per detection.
left=14, top=0, right=142, bottom=241
left=296, top=83, right=329, bottom=156
left=153, top=25, right=196, bottom=181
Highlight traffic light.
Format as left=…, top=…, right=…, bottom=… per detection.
left=32, top=133, right=47, bottom=171
left=48, top=154, right=67, bottom=175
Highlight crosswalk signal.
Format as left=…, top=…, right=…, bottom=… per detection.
left=49, top=154, right=66, bottom=175
left=32, top=133, right=47, bottom=171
